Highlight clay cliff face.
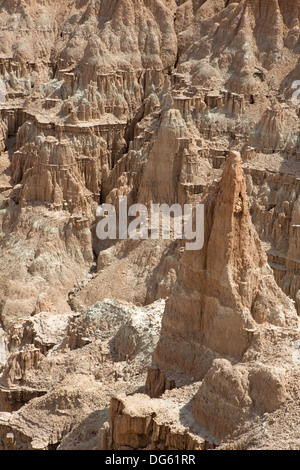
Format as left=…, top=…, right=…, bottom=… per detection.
left=0, top=0, right=299, bottom=451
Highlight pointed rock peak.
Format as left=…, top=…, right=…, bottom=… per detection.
left=147, top=150, right=298, bottom=395
left=206, top=150, right=296, bottom=328
left=217, top=150, right=248, bottom=217
left=221, top=150, right=243, bottom=184
left=207, top=150, right=267, bottom=285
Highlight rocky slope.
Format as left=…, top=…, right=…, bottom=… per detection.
left=0, top=0, right=299, bottom=450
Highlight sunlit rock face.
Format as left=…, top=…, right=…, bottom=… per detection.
left=0, top=0, right=299, bottom=451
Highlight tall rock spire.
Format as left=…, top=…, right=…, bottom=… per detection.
left=146, top=151, right=298, bottom=397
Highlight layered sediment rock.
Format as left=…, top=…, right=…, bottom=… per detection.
left=0, top=0, right=299, bottom=451
left=103, top=392, right=215, bottom=450
left=244, top=163, right=300, bottom=314
left=0, top=298, right=165, bottom=449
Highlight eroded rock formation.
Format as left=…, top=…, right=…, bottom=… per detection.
left=0, top=0, right=299, bottom=451
left=101, top=151, right=299, bottom=446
